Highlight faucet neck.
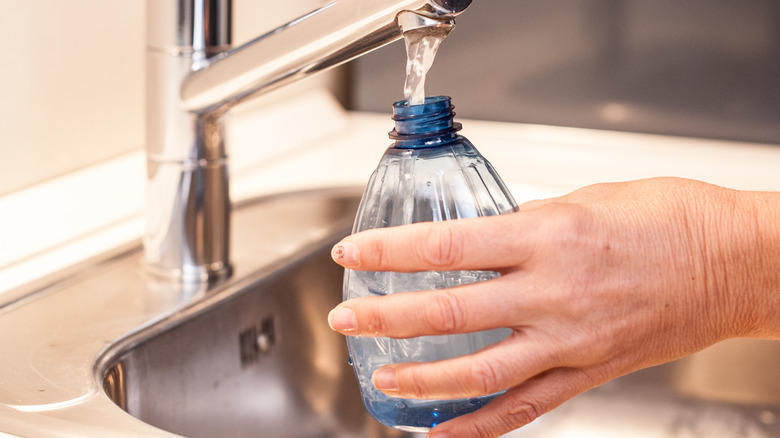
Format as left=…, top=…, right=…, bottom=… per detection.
left=144, top=1, right=234, bottom=282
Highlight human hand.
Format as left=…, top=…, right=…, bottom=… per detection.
left=328, top=177, right=780, bottom=438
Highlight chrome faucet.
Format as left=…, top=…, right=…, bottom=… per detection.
left=144, top=0, right=471, bottom=282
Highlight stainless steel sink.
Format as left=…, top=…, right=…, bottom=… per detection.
left=0, top=187, right=416, bottom=438
left=0, top=187, right=778, bottom=438
left=96, top=188, right=416, bottom=438
left=100, top=225, right=413, bottom=438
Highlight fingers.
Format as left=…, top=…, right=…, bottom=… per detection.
left=426, top=367, right=602, bottom=438
left=371, top=332, right=561, bottom=400
left=331, top=214, right=535, bottom=272
left=328, top=273, right=538, bottom=337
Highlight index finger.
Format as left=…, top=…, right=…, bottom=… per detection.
left=331, top=212, right=535, bottom=272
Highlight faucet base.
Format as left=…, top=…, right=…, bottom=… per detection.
left=144, top=157, right=231, bottom=283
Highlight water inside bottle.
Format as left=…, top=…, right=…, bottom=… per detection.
left=403, top=29, right=448, bottom=105
left=345, top=269, right=511, bottom=432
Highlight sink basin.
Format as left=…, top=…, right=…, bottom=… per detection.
left=0, top=187, right=778, bottom=438
left=95, top=188, right=415, bottom=438
left=0, top=187, right=416, bottom=438
left=100, top=226, right=412, bottom=438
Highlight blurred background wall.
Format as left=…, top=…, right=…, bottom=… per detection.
left=0, top=2, right=144, bottom=197
left=349, top=0, right=780, bottom=145
left=2, top=0, right=779, bottom=196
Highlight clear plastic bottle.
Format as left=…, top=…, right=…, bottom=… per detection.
left=343, top=96, right=518, bottom=432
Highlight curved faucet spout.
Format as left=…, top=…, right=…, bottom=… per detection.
left=180, top=1, right=469, bottom=115
left=144, top=0, right=472, bottom=282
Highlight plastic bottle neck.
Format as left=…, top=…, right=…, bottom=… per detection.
left=388, top=96, right=462, bottom=148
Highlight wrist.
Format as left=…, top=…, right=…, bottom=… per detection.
left=716, top=188, right=780, bottom=339
left=746, top=190, right=780, bottom=338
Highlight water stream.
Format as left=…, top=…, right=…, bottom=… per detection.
left=403, top=28, right=449, bottom=105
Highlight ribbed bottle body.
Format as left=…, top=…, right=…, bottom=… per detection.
left=344, top=97, right=517, bottom=432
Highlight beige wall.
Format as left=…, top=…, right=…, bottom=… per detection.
left=0, top=2, right=144, bottom=196
left=0, top=0, right=332, bottom=196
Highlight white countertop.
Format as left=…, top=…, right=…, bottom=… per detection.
left=2, top=89, right=779, bottom=296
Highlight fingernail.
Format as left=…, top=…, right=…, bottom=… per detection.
left=328, top=307, right=357, bottom=332
left=332, top=241, right=359, bottom=266
left=428, top=433, right=451, bottom=438
left=372, top=367, right=398, bottom=392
